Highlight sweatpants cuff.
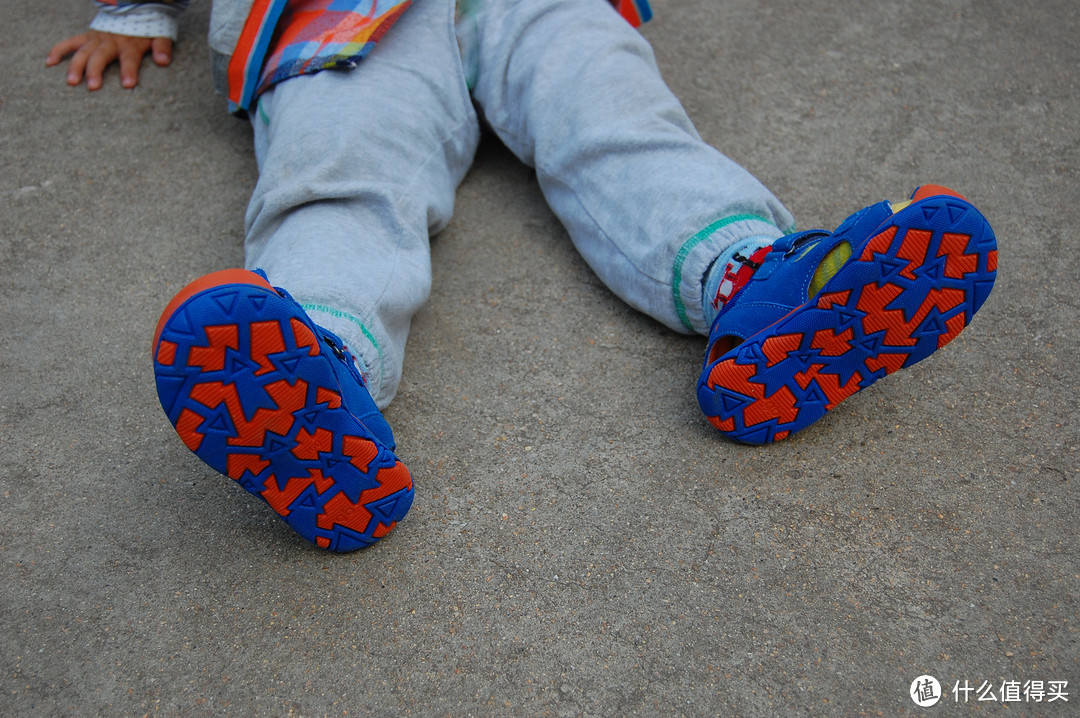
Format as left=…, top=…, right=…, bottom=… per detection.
left=672, top=215, right=786, bottom=335
left=299, top=303, right=393, bottom=409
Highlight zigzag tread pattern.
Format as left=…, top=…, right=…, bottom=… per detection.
left=699, top=197, right=997, bottom=444
left=153, top=284, right=412, bottom=550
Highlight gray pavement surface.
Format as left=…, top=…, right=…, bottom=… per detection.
left=2, top=0, right=1078, bottom=715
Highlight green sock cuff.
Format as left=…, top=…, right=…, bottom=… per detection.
left=672, top=214, right=786, bottom=332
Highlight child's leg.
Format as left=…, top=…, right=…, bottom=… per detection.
left=244, top=0, right=479, bottom=408
left=464, top=1, right=997, bottom=445
left=465, top=0, right=795, bottom=336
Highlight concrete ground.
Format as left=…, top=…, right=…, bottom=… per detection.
left=2, top=0, right=1077, bottom=715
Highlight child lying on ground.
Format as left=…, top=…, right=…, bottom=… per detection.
left=49, top=0, right=997, bottom=551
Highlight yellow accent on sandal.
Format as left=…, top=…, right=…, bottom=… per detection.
left=808, top=241, right=852, bottom=298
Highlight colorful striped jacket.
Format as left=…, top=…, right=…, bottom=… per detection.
left=92, top=0, right=652, bottom=113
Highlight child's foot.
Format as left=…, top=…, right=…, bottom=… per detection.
left=152, top=269, right=413, bottom=550
left=697, top=185, right=997, bottom=444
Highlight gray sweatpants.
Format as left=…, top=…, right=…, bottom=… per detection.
left=244, top=0, right=794, bottom=407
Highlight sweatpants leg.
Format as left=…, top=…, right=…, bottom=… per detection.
left=244, top=0, right=479, bottom=408
left=466, top=0, right=795, bottom=335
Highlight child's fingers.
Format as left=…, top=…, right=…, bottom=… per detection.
left=49, top=31, right=171, bottom=90
left=65, top=42, right=96, bottom=86
left=150, top=37, right=173, bottom=67
left=118, top=42, right=148, bottom=88
left=46, top=33, right=89, bottom=66
left=83, top=40, right=120, bottom=91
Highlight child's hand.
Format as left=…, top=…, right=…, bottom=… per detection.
left=47, top=31, right=173, bottom=91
